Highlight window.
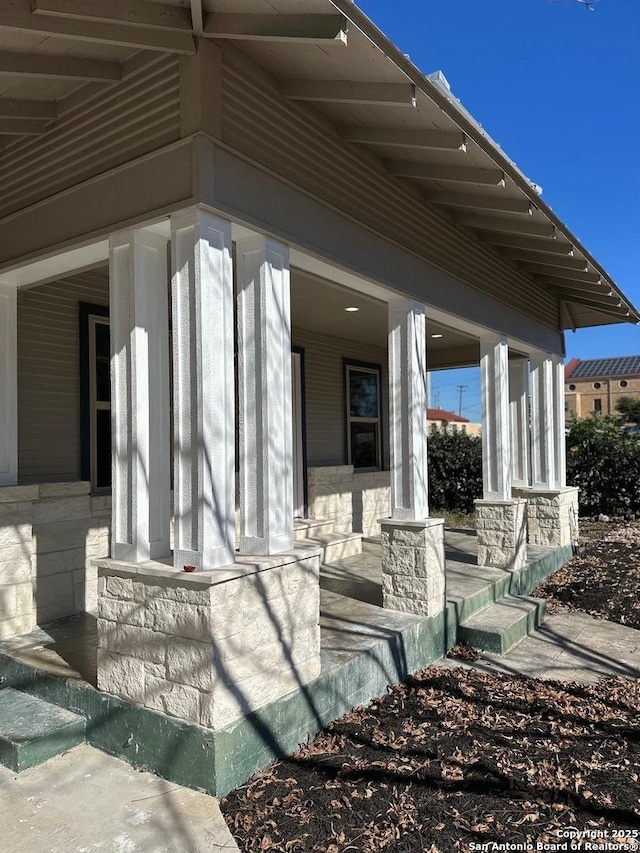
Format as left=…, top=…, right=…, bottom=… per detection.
left=344, top=362, right=381, bottom=470
left=594, top=398, right=602, bottom=414
left=565, top=401, right=569, bottom=412
left=620, top=380, right=628, bottom=388
left=568, top=384, right=576, bottom=391
left=80, top=303, right=111, bottom=492
left=593, top=382, right=602, bottom=390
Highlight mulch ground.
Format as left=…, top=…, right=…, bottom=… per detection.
left=533, top=522, right=640, bottom=630
left=221, top=667, right=640, bottom=852
left=223, top=521, right=640, bottom=851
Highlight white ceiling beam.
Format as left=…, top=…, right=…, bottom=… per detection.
left=190, top=0, right=203, bottom=37
left=478, top=232, right=574, bottom=255
left=521, top=264, right=601, bottom=284
left=205, top=14, right=347, bottom=44
left=0, top=118, right=50, bottom=135
left=281, top=80, right=416, bottom=107
left=32, top=0, right=192, bottom=30
left=5, top=1, right=195, bottom=54
left=427, top=192, right=531, bottom=215
left=342, top=126, right=465, bottom=150
left=388, top=161, right=504, bottom=186
left=0, top=52, right=121, bottom=82
left=501, top=249, right=587, bottom=270
left=0, top=99, right=57, bottom=119
left=457, top=214, right=555, bottom=238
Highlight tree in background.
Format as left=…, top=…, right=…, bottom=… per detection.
left=616, top=396, right=640, bottom=425
left=566, top=414, right=640, bottom=516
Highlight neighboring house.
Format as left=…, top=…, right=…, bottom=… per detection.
left=565, top=356, right=640, bottom=417
left=426, top=407, right=482, bottom=436
left=0, top=1, right=638, bottom=795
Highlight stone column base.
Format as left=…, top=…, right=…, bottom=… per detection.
left=95, top=547, right=321, bottom=731
left=512, top=487, right=579, bottom=548
left=475, top=498, right=527, bottom=571
left=380, top=518, right=445, bottom=617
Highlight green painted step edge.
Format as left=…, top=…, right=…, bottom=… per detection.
left=0, top=658, right=218, bottom=794
left=447, top=543, right=572, bottom=626
left=510, top=544, right=573, bottom=597
left=448, top=573, right=512, bottom=624
left=214, top=607, right=450, bottom=796
left=0, top=687, right=87, bottom=773
left=0, top=719, right=86, bottom=774
left=458, top=598, right=547, bottom=655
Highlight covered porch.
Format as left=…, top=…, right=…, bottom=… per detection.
left=0, top=206, right=580, bottom=766
left=0, top=524, right=568, bottom=796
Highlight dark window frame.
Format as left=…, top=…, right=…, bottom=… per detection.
left=343, top=358, right=383, bottom=471
left=79, top=302, right=110, bottom=491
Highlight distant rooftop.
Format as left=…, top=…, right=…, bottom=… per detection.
left=566, top=356, right=640, bottom=379
left=427, top=407, right=468, bottom=423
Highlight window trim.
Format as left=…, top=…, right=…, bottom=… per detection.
left=79, top=302, right=110, bottom=493
left=343, top=358, right=383, bottom=472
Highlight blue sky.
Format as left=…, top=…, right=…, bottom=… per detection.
left=357, top=0, right=640, bottom=418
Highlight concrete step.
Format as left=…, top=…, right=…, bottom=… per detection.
left=0, top=688, right=86, bottom=772
left=294, top=517, right=335, bottom=541
left=446, top=561, right=512, bottom=624
left=296, top=530, right=362, bottom=564
left=457, top=595, right=547, bottom=655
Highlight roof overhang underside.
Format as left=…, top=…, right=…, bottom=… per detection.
left=0, top=0, right=636, bottom=330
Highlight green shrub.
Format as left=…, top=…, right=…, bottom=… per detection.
left=427, top=426, right=483, bottom=513
left=566, top=414, right=640, bottom=516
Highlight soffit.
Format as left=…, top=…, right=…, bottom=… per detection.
left=290, top=267, right=477, bottom=359
left=0, top=0, right=636, bottom=330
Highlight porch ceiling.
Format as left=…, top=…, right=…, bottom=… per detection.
left=291, top=268, right=480, bottom=368
left=0, top=0, right=636, bottom=329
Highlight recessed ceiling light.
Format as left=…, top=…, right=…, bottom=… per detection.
left=431, top=333, right=443, bottom=339
left=345, top=306, right=359, bottom=312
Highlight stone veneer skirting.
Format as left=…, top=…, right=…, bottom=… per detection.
left=380, top=518, right=446, bottom=617
left=0, top=482, right=110, bottom=639
left=95, top=548, right=321, bottom=731
left=307, top=466, right=390, bottom=537
left=475, top=498, right=527, bottom=571
left=512, top=487, right=579, bottom=548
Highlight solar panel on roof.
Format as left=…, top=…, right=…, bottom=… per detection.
left=571, top=355, right=640, bottom=378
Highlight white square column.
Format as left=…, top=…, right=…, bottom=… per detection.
left=523, top=352, right=577, bottom=548
left=480, top=334, right=512, bottom=500
left=236, top=235, right=293, bottom=555
left=170, top=208, right=236, bottom=571
left=476, top=335, right=527, bottom=570
left=109, top=229, right=171, bottom=562
left=509, top=357, right=530, bottom=489
left=0, top=283, right=17, bottom=486
left=388, top=297, right=429, bottom=520
left=530, top=352, right=559, bottom=490
left=552, top=354, right=567, bottom=489
left=381, top=299, right=445, bottom=618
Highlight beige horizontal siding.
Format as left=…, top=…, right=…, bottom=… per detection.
left=0, top=56, right=180, bottom=219
left=292, top=327, right=389, bottom=469
left=17, top=270, right=109, bottom=484
left=222, top=47, right=559, bottom=330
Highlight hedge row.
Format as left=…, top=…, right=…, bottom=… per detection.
left=426, top=416, right=640, bottom=517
